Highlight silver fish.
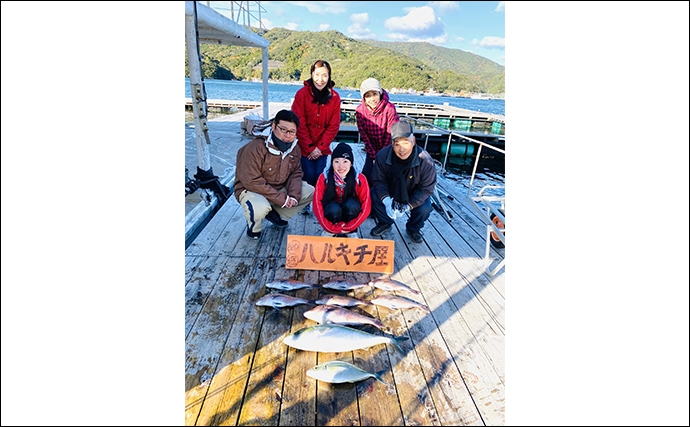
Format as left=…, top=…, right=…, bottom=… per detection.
left=303, top=305, right=386, bottom=330
left=307, top=361, right=387, bottom=385
left=256, top=293, right=313, bottom=308
left=283, top=324, right=408, bottom=353
left=321, top=279, right=368, bottom=291
left=368, top=278, right=420, bottom=295
left=266, top=279, right=317, bottom=291
left=370, top=295, right=430, bottom=312
left=314, top=294, right=373, bottom=307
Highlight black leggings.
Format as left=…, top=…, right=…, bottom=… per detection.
left=323, top=197, right=362, bottom=224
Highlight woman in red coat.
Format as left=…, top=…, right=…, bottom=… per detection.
left=291, top=60, right=342, bottom=188
left=313, top=143, right=371, bottom=237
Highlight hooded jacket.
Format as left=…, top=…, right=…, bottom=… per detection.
left=233, top=131, right=303, bottom=207
left=371, top=144, right=437, bottom=209
left=313, top=171, right=371, bottom=234
left=291, top=80, right=341, bottom=157
left=355, top=89, right=400, bottom=159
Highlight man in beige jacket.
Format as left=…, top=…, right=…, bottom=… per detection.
left=233, top=110, right=315, bottom=239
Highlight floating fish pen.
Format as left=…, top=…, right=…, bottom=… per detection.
left=338, top=99, right=505, bottom=159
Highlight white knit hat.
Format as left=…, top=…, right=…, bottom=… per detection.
left=359, top=78, right=382, bottom=99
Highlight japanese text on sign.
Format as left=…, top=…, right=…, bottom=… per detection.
left=286, top=235, right=394, bottom=274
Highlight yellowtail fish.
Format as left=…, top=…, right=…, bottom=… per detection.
left=266, top=279, right=317, bottom=291
left=307, top=361, right=387, bottom=385
left=283, top=324, right=408, bottom=353
left=370, top=295, right=430, bottom=312
left=303, top=305, right=386, bottom=330
left=321, top=279, right=368, bottom=291
left=314, top=294, right=373, bottom=307
left=368, top=278, right=420, bottom=295
left=255, top=293, right=314, bottom=308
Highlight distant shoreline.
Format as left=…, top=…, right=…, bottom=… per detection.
left=198, top=77, right=505, bottom=100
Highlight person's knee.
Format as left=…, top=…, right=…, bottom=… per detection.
left=343, top=198, right=362, bottom=218
left=323, top=201, right=343, bottom=223
left=417, top=198, right=433, bottom=216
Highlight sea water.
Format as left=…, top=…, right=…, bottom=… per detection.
left=184, top=78, right=505, bottom=194
left=184, top=78, right=505, bottom=115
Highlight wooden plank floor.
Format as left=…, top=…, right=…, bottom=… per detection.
left=185, top=138, right=505, bottom=425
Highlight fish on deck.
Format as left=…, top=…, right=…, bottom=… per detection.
left=307, top=360, right=388, bottom=385
left=283, top=324, right=408, bottom=353
left=266, top=279, right=318, bottom=291
left=370, top=294, right=430, bottom=312
left=321, top=279, right=368, bottom=291
left=314, top=294, right=373, bottom=307
left=303, top=305, right=386, bottom=330
left=255, top=293, right=314, bottom=308
left=368, top=278, right=420, bottom=295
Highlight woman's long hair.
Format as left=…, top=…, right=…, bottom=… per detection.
left=321, top=164, right=356, bottom=207
left=307, top=60, right=335, bottom=105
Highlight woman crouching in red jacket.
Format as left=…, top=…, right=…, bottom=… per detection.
left=313, top=143, right=371, bottom=237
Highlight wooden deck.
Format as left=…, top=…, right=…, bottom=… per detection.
left=185, top=134, right=506, bottom=425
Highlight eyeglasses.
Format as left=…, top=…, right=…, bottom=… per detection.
left=276, top=124, right=297, bottom=136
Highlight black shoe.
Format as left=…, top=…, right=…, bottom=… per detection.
left=370, top=223, right=392, bottom=237
left=334, top=233, right=347, bottom=238
left=246, top=227, right=261, bottom=239
left=265, top=208, right=288, bottom=228
left=406, top=228, right=423, bottom=243
left=301, top=203, right=311, bottom=216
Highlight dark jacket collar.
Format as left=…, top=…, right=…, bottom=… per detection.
left=385, top=144, right=422, bottom=168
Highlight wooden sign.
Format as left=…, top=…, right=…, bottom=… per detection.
left=286, top=235, right=394, bottom=274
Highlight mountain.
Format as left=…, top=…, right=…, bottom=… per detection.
left=186, top=28, right=504, bottom=94
left=361, top=40, right=504, bottom=94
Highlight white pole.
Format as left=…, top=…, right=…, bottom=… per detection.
left=262, top=47, right=269, bottom=119
left=185, top=3, right=212, bottom=171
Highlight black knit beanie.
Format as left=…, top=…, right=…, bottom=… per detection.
left=331, top=143, right=353, bottom=163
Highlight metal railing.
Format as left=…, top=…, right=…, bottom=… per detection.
left=399, top=114, right=505, bottom=173
left=206, top=1, right=268, bottom=35
left=401, top=114, right=506, bottom=276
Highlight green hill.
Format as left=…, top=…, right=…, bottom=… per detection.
left=361, top=40, right=504, bottom=94
left=186, top=28, right=504, bottom=94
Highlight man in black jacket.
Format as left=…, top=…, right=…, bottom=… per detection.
left=369, top=121, right=437, bottom=243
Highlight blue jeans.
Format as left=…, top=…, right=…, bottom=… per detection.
left=300, top=155, right=328, bottom=187
left=370, top=187, right=433, bottom=232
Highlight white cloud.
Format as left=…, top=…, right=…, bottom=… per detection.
left=350, top=12, right=369, bottom=25
left=347, top=12, right=375, bottom=39
left=495, top=2, right=505, bottom=12
left=286, top=22, right=300, bottom=30
left=429, top=1, right=460, bottom=13
left=456, top=36, right=464, bottom=42
left=409, top=34, right=449, bottom=44
left=384, top=6, right=446, bottom=39
left=318, top=24, right=330, bottom=31
left=476, top=36, right=505, bottom=49
left=386, top=33, right=408, bottom=41
left=259, top=18, right=274, bottom=30
left=284, top=1, right=348, bottom=15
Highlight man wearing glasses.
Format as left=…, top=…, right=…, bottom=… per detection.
left=234, top=110, right=315, bottom=239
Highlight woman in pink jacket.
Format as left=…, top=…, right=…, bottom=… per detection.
left=291, top=60, right=342, bottom=188
left=355, top=78, right=399, bottom=184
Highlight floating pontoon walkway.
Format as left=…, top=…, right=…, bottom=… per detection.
left=185, top=109, right=505, bottom=425
left=340, top=98, right=505, bottom=125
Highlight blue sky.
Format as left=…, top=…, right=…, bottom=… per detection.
left=209, top=1, right=505, bottom=65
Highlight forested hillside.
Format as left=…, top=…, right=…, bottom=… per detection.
left=361, top=40, right=505, bottom=94
left=185, top=28, right=505, bottom=94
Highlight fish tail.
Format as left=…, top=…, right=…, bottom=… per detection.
left=390, top=335, right=409, bottom=353
left=373, top=370, right=389, bottom=386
